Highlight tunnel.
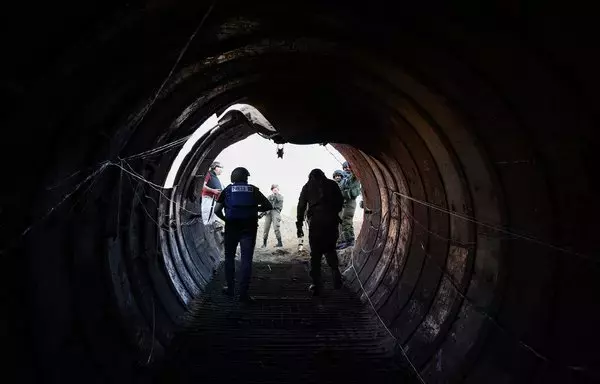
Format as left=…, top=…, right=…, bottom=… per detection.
left=3, top=1, right=599, bottom=383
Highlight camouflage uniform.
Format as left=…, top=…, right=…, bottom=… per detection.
left=333, top=170, right=345, bottom=239
left=263, top=190, right=284, bottom=246
left=340, top=173, right=361, bottom=244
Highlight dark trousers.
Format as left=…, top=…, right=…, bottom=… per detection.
left=308, top=217, right=340, bottom=286
left=224, top=225, right=257, bottom=297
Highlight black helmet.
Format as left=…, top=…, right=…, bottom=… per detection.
left=333, top=170, right=344, bottom=178
left=230, top=167, right=250, bottom=183
left=342, top=161, right=350, bottom=169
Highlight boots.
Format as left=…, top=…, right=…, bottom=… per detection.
left=275, top=237, right=283, bottom=247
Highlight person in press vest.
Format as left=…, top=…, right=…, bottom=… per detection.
left=214, top=167, right=272, bottom=303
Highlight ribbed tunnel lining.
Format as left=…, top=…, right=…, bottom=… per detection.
left=8, top=3, right=598, bottom=383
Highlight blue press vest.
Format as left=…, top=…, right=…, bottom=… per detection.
left=224, top=182, right=258, bottom=220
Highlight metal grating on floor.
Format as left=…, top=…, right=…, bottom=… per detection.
left=155, top=262, right=416, bottom=383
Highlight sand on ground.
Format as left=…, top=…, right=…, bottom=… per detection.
left=251, top=214, right=362, bottom=269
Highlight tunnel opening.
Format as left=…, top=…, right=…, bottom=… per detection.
left=5, top=2, right=599, bottom=384
left=154, top=102, right=369, bottom=304
left=138, top=101, right=417, bottom=382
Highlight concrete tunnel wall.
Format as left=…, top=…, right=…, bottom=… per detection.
left=3, top=1, right=599, bottom=383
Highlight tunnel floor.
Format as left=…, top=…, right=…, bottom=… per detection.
left=155, top=261, right=416, bottom=383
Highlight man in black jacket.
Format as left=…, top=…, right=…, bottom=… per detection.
left=296, top=169, right=344, bottom=296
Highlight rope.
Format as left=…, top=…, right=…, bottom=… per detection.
left=348, top=255, right=427, bottom=383
left=21, top=162, right=110, bottom=238
left=358, top=189, right=596, bottom=376
left=113, top=160, right=200, bottom=216
left=127, top=1, right=216, bottom=134
left=358, top=209, right=390, bottom=254
left=323, top=144, right=345, bottom=167
left=387, top=188, right=596, bottom=265
left=126, top=172, right=160, bottom=227
left=415, top=239, right=556, bottom=363
left=124, top=135, right=191, bottom=160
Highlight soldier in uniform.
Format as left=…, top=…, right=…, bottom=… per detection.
left=332, top=170, right=344, bottom=187
left=214, top=167, right=272, bottom=303
left=262, top=184, right=284, bottom=247
left=296, top=169, right=344, bottom=296
left=332, top=170, right=345, bottom=240
left=338, top=161, right=361, bottom=249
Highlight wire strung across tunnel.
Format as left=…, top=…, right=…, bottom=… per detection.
left=347, top=226, right=427, bottom=384
left=321, top=145, right=595, bottom=265
left=383, top=191, right=598, bottom=377
left=2, top=124, right=224, bottom=257
left=387, top=188, right=596, bottom=265
left=9, top=129, right=597, bottom=379
left=125, top=0, right=216, bottom=137
left=335, top=182, right=597, bottom=378
left=18, top=131, right=598, bottom=267
left=12, top=138, right=596, bottom=380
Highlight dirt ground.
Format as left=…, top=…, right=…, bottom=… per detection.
left=252, top=214, right=362, bottom=268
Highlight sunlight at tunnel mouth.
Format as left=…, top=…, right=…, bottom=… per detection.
left=16, top=5, right=598, bottom=382
left=160, top=102, right=369, bottom=272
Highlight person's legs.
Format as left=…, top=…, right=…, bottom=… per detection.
left=201, top=196, right=216, bottom=225
left=309, top=249, right=323, bottom=286
left=336, top=205, right=346, bottom=247
left=273, top=211, right=282, bottom=246
left=324, top=249, right=342, bottom=289
left=323, top=225, right=343, bottom=288
left=341, top=199, right=357, bottom=246
left=223, top=226, right=240, bottom=295
left=238, top=230, right=257, bottom=300
left=262, top=213, right=272, bottom=247
left=308, top=222, right=324, bottom=294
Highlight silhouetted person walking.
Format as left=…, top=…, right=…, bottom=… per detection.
left=296, top=169, right=344, bottom=296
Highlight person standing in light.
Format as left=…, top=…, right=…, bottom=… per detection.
left=262, top=184, right=284, bottom=248
left=201, top=162, right=224, bottom=225
left=338, top=161, right=361, bottom=249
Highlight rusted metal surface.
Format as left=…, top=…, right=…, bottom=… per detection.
left=14, top=3, right=600, bottom=383
left=370, top=153, right=412, bottom=311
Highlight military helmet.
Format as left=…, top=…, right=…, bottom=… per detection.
left=230, top=167, right=250, bottom=183
left=271, top=184, right=279, bottom=190
left=333, top=170, right=344, bottom=178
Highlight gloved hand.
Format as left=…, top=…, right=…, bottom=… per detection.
left=296, top=221, right=304, bottom=238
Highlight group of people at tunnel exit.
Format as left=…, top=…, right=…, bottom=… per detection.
left=205, top=162, right=361, bottom=302
left=201, top=163, right=283, bottom=249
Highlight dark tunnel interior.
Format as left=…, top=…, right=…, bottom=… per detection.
left=3, top=1, right=600, bottom=383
